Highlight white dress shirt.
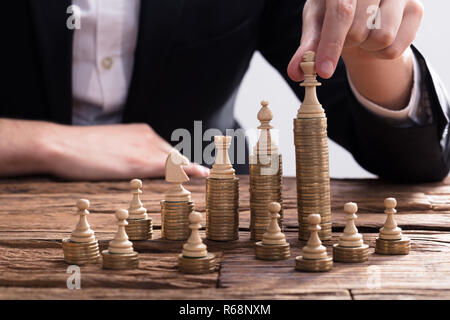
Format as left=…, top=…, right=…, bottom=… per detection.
left=71, top=0, right=423, bottom=126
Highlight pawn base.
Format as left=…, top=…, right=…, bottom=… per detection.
left=255, top=242, right=290, bottom=260
left=178, top=253, right=216, bottom=274
left=295, top=256, right=333, bottom=272
left=62, top=238, right=100, bottom=265
left=375, top=237, right=410, bottom=255
left=125, top=218, right=153, bottom=241
left=333, top=244, right=369, bottom=263
left=102, top=250, right=139, bottom=270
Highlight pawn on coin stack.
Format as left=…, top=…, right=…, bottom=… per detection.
left=375, top=198, right=411, bottom=255
left=125, top=179, right=152, bottom=241
left=206, top=136, right=239, bottom=241
left=249, top=101, right=283, bottom=241
left=62, top=199, right=100, bottom=265
left=102, top=209, right=139, bottom=270
left=255, top=202, right=290, bottom=260
left=160, top=150, right=194, bottom=241
left=333, top=202, right=369, bottom=263
left=295, top=214, right=333, bottom=272
left=178, top=211, right=216, bottom=274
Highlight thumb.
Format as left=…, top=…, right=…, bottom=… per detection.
left=287, top=1, right=324, bottom=82
left=184, top=163, right=210, bottom=178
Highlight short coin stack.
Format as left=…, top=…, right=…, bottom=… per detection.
left=206, top=136, right=239, bottom=241
left=293, top=51, right=331, bottom=241
left=249, top=101, right=283, bottom=240
left=333, top=202, right=369, bottom=263
left=102, top=209, right=139, bottom=270
left=295, top=214, right=333, bottom=272
left=62, top=199, right=100, bottom=265
left=125, top=179, right=152, bottom=241
left=255, top=202, right=290, bottom=260
left=178, top=211, right=216, bottom=274
left=161, top=150, right=194, bottom=241
left=376, top=198, right=411, bottom=255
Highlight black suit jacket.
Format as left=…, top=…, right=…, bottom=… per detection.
left=1, top=0, right=449, bottom=181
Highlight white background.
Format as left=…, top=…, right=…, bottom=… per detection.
left=235, top=0, right=450, bottom=178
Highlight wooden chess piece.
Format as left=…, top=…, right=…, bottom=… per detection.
left=178, top=211, right=216, bottom=274
left=375, top=198, right=411, bottom=255
left=125, top=179, right=152, bottom=241
left=255, top=202, right=290, bottom=260
left=294, top=51, right=332, bottom=241
left=62, top=199, right=100, bottom=265
left=160, top=150, right=194, bottom=240
left=295, top=214, right=333, bottom=272
left=102, top=209, right=139, bottom=269
left=333, top=202, right=369, bottom=263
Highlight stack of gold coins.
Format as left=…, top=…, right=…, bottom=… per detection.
left=375, top=238, right=410, bottom=255
left=250, top=154, right=283, bottom=240
left=62, top=199, right=100, bottom=265
left=62, top=239, right=100, bottom=265
left=178, top=253, right=217, bottom=274
left=102, top=251, right=139, bottom=270
left=206, top=178, right=239, bottom=241
left=206, top=136, right=240, bottom=241
left=125, top=219, right=153, bottom=241
left=293, top=51, right=331, bottom=241
left=125, top=179, right=153, bottom=241
left=160, top=200, right=194, bottom=240
left=333, top=245, right=369, bottom=263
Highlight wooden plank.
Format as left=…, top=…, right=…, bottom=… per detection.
left=351, top=289, right=450, bottom=300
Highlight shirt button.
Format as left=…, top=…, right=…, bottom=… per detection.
left=101, top=57, right=113, bottom=70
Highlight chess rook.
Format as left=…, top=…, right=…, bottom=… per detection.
left=333, top=202, right=369, bottom=263
left=255, top=202, right=290, bottom=260
left=293, top=51, right=331, bottom=241
left=125, top=179, right=153, bottom=241
left=102, top=209, right=139, bottom=270
left=62, top=199, right=100, bottom=265
left=295, top=214, right=333, bottom=272
left=375, top=198, right=411, bottom=255
left=160, top=150, right=194, bottom=241
left=178, top=211, right=216, bottom=274
left=249, top=101, right=284, bottom=240
left=206, top=136, right=239, bottom=241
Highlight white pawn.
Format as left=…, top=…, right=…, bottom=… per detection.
left=302, top=214, right=328, bottom=260
left=182, top=211, right=207, bottom=258
left=108, top=209, right=134, bottom=254
left=70, top=199, right=96, bottom=243
left=262, top=202, right=286, bottom=245
left=127, top=179, right=148, bottom=219
left=380, top=198, right=403, bottom=240
left=339, top=202, right=363, bottom=247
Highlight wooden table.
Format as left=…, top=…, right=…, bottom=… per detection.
left=0, top=176, right=449, bottom=300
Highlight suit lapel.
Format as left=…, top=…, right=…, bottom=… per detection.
left=123, top=0, right=184, bottom=123
left=29, top=0, right=73, bottom=124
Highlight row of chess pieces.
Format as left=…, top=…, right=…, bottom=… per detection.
left=62, top=176, right=410, bottom=273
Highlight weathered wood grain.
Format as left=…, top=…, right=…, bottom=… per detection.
left=0, top=176, right=449, bottom=300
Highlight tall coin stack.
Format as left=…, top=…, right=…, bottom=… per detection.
left=160, top=150, right=194, bottom=241
left=125, top=179, right=152, bottom=241
left=62, top=199, right=100, bottom=265
left=293, top=51, right=331, bottom=241
left=249, top=101, right=283, bottom=240
left=206, top=136, right=239, bottom=241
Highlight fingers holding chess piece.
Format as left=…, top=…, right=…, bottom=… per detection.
left=102, top=209, right=139, bottom=270
left=295, top=214, right=333, bottom=272
left=178, top=211, right=216, bottom=274
left=333, top=202, right=369, bottom=263
left=126, top=179, right=153, bottom=241
left=376, top=198, right=411, bottom=255
left=62, top=199, right=100, bottom=265
left=255, top=202, right=290, bottom=260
